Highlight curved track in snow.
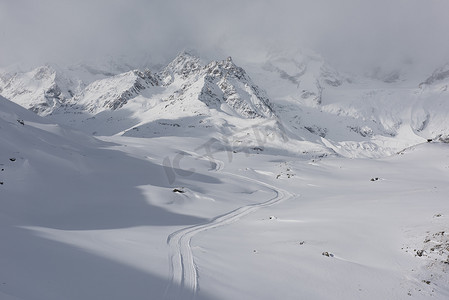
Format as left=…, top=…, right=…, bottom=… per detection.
left=164, top=163, right=295, bottom=300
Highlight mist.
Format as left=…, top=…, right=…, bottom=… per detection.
left=1, top=0, right=448, bottom=73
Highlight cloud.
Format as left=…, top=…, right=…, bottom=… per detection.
left=1, top=0, right=449, bottom=72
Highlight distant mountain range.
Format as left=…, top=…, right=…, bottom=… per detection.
left=1, top=50, right=449, bottom=158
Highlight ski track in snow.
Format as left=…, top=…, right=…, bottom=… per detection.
left=164, top=158, right=294, bottom=300
left=182, top=150, right=225, bottom=173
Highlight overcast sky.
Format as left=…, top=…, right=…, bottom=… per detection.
left=1, top=0, right=448, bottom=72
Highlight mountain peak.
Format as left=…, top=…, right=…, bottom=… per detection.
left=198, top=57, right=273, bottom=118
left=160, top=50, right=202, bottom=85
left=179, top=49, right=199, bottom=58
left=204, top=57, right=248, bottom=81
left=422, top=63, right=449, bottom=86
left=31, top=64, right=56, bottom=80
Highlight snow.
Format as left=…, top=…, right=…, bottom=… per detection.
left=1, top=49, right=449, bottom=300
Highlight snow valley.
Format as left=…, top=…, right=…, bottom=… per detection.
left=0, top=50, right=448, bottom=300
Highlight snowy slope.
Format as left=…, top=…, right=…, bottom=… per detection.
left=192, top=143, right=449, bottom=300
left=1, top=77, right=449, bottom=300
left=0, top=95, right=194, bottom=300
left=71, top=69, right=159, bottom=113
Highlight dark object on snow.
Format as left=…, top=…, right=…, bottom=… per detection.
left=322, top=251, right=334, bottom=257
left=172, top=188, right=185, bottom=193
left=370, top=177, right=379, bottom=181
left=17, top=119, right=25, bottom=126
left=427, top=139, right=433, bottom=143
left=9, top=158, right=16, bottom=162
left=416, top=250, right=425, bottom=257
left=0, top=182, right=3, bottom=185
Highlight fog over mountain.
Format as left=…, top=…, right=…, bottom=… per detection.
left=1, top=0, right=449, bottom=73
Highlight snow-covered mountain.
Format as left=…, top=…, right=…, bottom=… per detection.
left=0, top=65, right=70, bottom=115
left=71, top=69, right=159, bottom=113
left=241, top=51, right=449, bottom=157
left=2, top=50, right=449, bottom=159
left=0, top=52, right=275, bottom=120
left=421, top=63, right=449, bottom=86
left=32, top=52, right=291, bottom=155
left=254, top=49, right=345, bottom=106
left=0, top=55, right=154, bottom=116
left=1, top=49, right=449, bottom=300
left=141, top=51, right=275, bottom=119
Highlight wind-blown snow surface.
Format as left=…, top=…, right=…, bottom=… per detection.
left=1, top=93, right=448, bottom=299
